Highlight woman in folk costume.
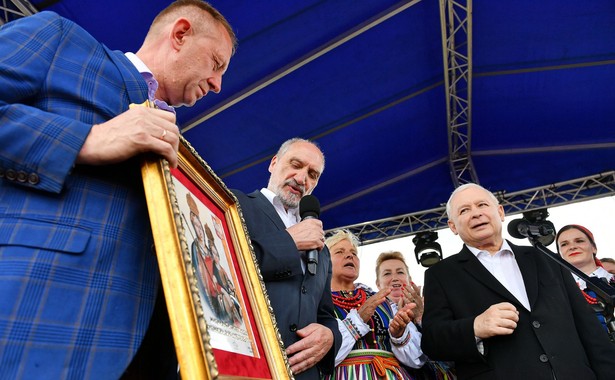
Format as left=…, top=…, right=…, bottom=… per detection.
left=556, top=224, right=615, bottom=335
left=375, top=251, right=456, bottom=380
left=323, top=229, right=426, bottom=380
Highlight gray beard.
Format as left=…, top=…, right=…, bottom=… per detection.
left=273, top=179, right=305, bottom=210
left=278, top=190, right=300, bottom=210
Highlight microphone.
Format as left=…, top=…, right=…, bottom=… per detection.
left=507, top=218, right=556, bottom=246
left=299, top=195, right=321, bottom=275
left=507, top=219, right=531, bottom=239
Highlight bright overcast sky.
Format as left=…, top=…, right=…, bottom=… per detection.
left=355, top=196, right=615, bottom=290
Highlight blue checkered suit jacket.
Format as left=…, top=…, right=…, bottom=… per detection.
left=0, top=12, right=158, bottom=379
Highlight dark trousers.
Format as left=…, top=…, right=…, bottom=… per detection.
left=121, top=289, right=178, bottom=380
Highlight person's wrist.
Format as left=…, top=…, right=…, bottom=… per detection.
left=390, top=330, right=411, bottom=346
left=389, top=327, right=402, bottom=339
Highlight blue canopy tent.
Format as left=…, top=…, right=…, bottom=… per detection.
left=8, top=0, right=615, bottom=243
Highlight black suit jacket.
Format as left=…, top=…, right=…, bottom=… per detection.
left=421, top=241, right=615, bottom=380
left=232, top=190, right=341, bottom=379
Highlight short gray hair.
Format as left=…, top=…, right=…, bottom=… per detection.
left=446, top=183, right=499, bottom=218
left=276, top=138, right=325, bottom=172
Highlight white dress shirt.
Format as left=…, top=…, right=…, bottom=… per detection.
left=467, top=240, right=531, bottom=311
left=260, top=188, right=300, bottom=228
left=467, top=240, right=531, bottom=355
left=260, top=188, right=304, bottom=273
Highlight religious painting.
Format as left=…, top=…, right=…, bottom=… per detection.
left=140, top=136, right=291, bottom=379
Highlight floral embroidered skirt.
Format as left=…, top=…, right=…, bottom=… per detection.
left=325, top=349, right=414, bottom=380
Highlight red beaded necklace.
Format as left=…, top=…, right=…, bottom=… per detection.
left=332, top=288, right=381, bottom=346
left=332, top=288, right=367, bottom=310
left=582, top=289, right=598, bottom=305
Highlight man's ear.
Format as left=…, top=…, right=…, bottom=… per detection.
left=497, top=204, right=505, bottom=222
left=170, top=18, right=192, bottom=50
left=448, top=219, right=458, bottom=235
left=268, top=155, right=278, bottom=174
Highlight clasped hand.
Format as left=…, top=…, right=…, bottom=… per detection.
left=473, top=302, right=519, bottom=339
left=285, top=323, right=333, bottom=375
left=77, top=106, right=179, bottom=167
left=357, top=288, right=391, bottom=323
left=355, top=287, right=417, bottom=338
left=287, top=219, right=325, bottom=251
left=396, top=282, right=424, bottom=323
left=389, top=303, right=416, bottom=338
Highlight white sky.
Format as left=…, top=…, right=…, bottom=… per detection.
left=355, top=196, right=615, bottom=290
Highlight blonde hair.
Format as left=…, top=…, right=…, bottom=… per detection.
left=325, top=229, right=360, bottom=251
left=149, top=0, right=237, bottom=54
left=375, top=251, right=409, bottom=283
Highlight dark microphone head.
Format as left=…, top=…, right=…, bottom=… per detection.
left=300, top=195, right=320, bottom=219
left=507, top=218, right=529, bottom=239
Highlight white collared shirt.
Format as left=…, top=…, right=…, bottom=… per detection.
left=124, top=52, right=151, bottom=74
left=260, top=188, right=305, bottom=273
left=260, top=188, right=300, bottom=228
left=467, top=241, right=532, bottom=311
left=572, top=266, right=614, bottom=290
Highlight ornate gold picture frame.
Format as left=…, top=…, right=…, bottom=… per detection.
left=141, top=137, right=291, bottom=379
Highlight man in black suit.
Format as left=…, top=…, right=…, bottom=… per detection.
left=233, top=138, right=340, bottom=379
left=421, top=183, right=615, bottom=380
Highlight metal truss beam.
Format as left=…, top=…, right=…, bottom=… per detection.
left=0, top=0, right=37, bottom=25
left=328, top=172, right=615, bottom=245
left=440, top=0, right=478, bottom=186
left=6, top=1, right=614, bottom=252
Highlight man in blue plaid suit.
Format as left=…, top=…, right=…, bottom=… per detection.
left=0, top=1, right=236, bottom=378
